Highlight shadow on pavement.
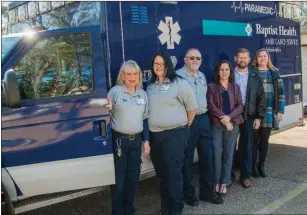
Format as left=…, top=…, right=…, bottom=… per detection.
left=21, top=141, right=307, bottom=215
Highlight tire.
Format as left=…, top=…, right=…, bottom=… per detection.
left=1, top=185, right=15, bottom=215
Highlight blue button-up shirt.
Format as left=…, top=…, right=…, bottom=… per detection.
left=234, top=67, right=249, bottom=105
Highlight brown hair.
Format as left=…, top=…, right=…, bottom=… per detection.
left=236, top=48, right=250, bottom=57
left=251, top=48, right=278, bottom=71
left=213, top=60, right=234, bottom=84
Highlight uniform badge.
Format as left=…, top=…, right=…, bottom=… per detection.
left=160, top=85, right=170, bottom=92
left=136, top=98, right=145, bottom=105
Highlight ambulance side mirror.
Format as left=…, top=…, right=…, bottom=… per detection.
left=2, top=69, right=21, bottom=108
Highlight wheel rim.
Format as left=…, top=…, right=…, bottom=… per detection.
left=1, top=190, right=6, bottom=212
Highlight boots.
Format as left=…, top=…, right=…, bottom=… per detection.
left=252, top=163, right=260, bottom=178
left=257, top=163, right=267, bottom=177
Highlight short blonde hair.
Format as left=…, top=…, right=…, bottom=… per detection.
left=116, top=60, right=143, bottom=88
left=251, top=48, right=278, bottom=71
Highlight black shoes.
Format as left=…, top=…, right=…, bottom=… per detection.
left=186, top=193, right=224, bottom=206
left=258, top=164, right=267, bottom=177
left=185, top=196, right=199, bottom=206
left=200, top=193, right=224, bottom=204
left=252, top=164, right=260, bottom=178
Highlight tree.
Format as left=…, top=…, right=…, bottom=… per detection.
left=1, top=4, right=10, bottom=35
left=301, top=2, right=307, bottom=31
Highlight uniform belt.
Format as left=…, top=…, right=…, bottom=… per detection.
left=112, top=130, right=141, bottom=140
left=175, top=124, right=189, bottom=130
left=196, top=112, right=207, bottom=117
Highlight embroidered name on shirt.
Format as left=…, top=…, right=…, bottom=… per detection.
left=136, top=98, right=145, bottom=105
left=160, top=85, right=170, bottom=92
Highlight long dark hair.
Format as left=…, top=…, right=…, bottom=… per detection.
left=213, top=60, right=234, bottom=84
left=149, top=51, right=180, bottom=84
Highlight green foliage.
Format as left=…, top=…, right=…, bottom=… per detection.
left=302, top=2, right=307, bottom=31
left=14, top=33, right=93, bottom=100
left=1, top=4, right=10, bottom=35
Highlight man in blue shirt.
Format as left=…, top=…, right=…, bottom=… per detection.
left=232, top=48, right=266, bottom=188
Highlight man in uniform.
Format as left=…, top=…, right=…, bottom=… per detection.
left=176, top=48, right=223, bottom=206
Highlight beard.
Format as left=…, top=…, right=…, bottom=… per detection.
left=237, top=62, right=248, bottom=69
left=189, top=64, right=200, bottom=71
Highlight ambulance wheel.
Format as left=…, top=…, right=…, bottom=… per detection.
left=1, top=185, right=15, bottom=215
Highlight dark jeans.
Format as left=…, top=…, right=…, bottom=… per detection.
left=150, top=127, right=189, bottom=215
left=253, top=127, right=272, bottom=165
left=182, top=113, right=214, bottom=200
left=239, top=119, right=254, bottom=180
left=111, top=131, right=142, bottom=215
left=212, top=124, right=239, bottom=184
left=231, top=142, right=237, bottom=181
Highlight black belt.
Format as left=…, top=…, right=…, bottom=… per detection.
left=112, top=130, right=141, bottom=140
left=196, top=112, right=207, bottom=117
left=175, top=124, right=189, bottom=130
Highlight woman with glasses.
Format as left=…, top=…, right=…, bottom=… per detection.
left=207, top=60, right=243, bottom=197
left=106, top=60, right=150, bottom=215
left=251, top=48, right=285, bottom=178
left=147, top=51, right=198, bottom=215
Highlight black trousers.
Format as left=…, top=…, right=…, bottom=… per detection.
left=150, top=127, right=189, bottom=215
left=238, top=119, right=254, bottom=180
left=111, top=131, right=142, bottom=215
left=253, top=127, right=272, bottom=165
left=182, top=113, right=214, bottom=200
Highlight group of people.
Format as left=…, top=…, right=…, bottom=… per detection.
left=106, top=47, right=285, bottom=215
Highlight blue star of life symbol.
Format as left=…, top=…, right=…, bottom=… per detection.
left=158, top=16, right=181, bottom=49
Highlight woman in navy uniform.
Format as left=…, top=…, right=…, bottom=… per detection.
left=106, top=60, right=150, bottom=215
left=147, top=52, right=198, bottom=215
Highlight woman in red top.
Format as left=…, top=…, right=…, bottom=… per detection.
left=207, top=60, right=243, bottom=197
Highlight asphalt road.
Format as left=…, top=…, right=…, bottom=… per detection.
left=19, top=120, right=307, bottom=215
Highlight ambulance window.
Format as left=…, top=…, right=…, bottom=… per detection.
left=13, top=33, right=93, bottom=100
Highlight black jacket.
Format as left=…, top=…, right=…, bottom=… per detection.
left=236, top=68, right=266, bottom=120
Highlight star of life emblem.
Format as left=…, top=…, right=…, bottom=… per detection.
left=245, top=23, right=252, bottom=36
left=158, top=16, right=181, bottom=49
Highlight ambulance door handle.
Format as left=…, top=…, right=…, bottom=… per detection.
left=92, top=119, right=109, bottom=143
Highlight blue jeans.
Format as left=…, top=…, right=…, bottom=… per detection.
left=239, top=119, right=254, bottom=180
left=150, top=127, right=189, bottom=215
left=182, top=113, right=215, bottom=200
left=212, top=124, right=239, bottom=184
left=111, top=131, right=142, bottom=215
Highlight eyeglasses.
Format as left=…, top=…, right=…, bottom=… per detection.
left=185, top=56, right=202, bottom=61
left=153, top=63, right=165, bottom=67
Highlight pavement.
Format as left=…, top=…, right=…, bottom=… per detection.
left=19, top=119, right=307, bottom=215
